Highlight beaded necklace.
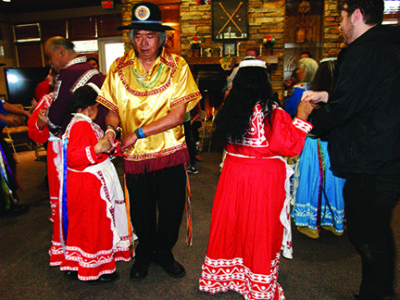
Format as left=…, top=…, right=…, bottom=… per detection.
left=131, top=63, right=165, bottom=89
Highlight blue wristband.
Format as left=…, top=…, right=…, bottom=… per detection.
left=135, top=127, right=146, bottom=139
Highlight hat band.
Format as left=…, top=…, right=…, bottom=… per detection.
left=131, top=20, right=162, bottom=25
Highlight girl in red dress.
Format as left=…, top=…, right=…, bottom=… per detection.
left=58, top=84, right=132, bottom=282
left=199, top=60, right=314, bottom=299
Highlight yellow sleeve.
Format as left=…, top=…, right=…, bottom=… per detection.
left=170, top=56, right=202, bottom=112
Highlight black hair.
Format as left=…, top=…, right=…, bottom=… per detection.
left=68, top=85, right=98, bottom=114
left=312, top=59, right=337, bottom=92
left=300, top=51, right=312, bottom=58
left=337, top=0, right=384, bottom=25
left=214, top=66, right=275, bottom=145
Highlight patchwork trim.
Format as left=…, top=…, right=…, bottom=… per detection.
left=293, top=118, right=313, bottom=133
left=199, top=255, right=285, bottom=300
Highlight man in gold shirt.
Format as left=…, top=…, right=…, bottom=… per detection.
left=97, top=1, right=201, bottom=280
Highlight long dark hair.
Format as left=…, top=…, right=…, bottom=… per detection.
left=214, top=66, right=275, bottom=145
left=311, top=58, right=337, bottom=92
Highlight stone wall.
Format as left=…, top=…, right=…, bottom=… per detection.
left=323, top=0, right=343, bottom=58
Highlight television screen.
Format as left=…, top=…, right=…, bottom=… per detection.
left=4, top=67, right=50, bottom=107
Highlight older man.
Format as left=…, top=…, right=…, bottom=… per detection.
left=302, top=0, right=400, bottom=298
left=44, top=37, right=106, bottom=135
left=97, top=1, right=201, bottom=280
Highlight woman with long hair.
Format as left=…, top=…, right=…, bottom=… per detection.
left=199, top=60, right=314, bottom=299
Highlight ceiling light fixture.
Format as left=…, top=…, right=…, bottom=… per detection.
left=2, top=0, right=12, bottom=3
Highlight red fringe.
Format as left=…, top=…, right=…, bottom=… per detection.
left=124, top=148, right=189, bottom=174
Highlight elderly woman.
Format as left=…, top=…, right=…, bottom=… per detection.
left=97, top=1, right=201, bottom=280
left=284, top=57, right=319, bottom=117
left=292, top=58, right=346, bottom=239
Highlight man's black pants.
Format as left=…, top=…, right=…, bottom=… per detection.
left=126, top=164, right=186, bottom=265
left=344, top=174, right=400, bottom=299
left=183, top=121, right=197, bottom=167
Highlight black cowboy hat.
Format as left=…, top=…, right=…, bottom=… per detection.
left=116, top=2, right=174, bottom=31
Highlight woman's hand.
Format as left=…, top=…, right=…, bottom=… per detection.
left=103, top=130, right=118, bottom=153
left=94, top=137, right=113, bottom=155
left=296, top=100, right=315, bottom=121
left=37, top=109, right=48, bottom=129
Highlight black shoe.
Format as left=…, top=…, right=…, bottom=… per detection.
left=0, top=204, right=29, bottom=218
left=187, top=165, right=199, bottom=174
left=98, top=272, right=119, bottom=282
left=130, top=261, right=149, bottom=280
left=86, top=272, right=119, bottom=285
left=155, top=259, right=185, bottom=278
left=65, top=271, right=78, bottom=280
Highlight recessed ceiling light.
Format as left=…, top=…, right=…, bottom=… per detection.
left=2, top=0, right=12, bottom=3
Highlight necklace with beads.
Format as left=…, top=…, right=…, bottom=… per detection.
left=131, top=63, right=164, bottom=89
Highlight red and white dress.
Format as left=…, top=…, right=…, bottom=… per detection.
left=58, top=113, right=132, bottom=281
left=28, top=93, right=66, bottom=265
left=28, top=93, right=58, bottom=222
left=199, top=103, right=312, bottom=300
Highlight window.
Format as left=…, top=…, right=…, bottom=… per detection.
left=384, top=0, right=400, bottom=24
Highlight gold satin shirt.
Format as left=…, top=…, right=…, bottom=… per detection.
left=97, top=48, right=201, bottom=172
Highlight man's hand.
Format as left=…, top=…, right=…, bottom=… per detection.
left=301, top=91, right=329, bottom=104
left=121, top=132, right=138, bottom=152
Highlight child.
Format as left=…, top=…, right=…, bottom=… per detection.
left=58, top=84, right=132, bottom=282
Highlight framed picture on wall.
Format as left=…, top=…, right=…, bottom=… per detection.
left=212, top=0, right=248, bottom=41
left=223, top=42, right=236, bottom=56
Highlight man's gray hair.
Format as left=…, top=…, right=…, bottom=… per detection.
left=47, top=37, right=75, bottom=52
left=129, top=30, right=167, bottom=50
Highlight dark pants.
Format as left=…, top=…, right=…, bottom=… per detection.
left=126, top=164, right=187, bottom=265
left=344, top=174, right=400, bottom=299
left=191, top=120, right=202, bottom=143
left=183, top=121, right=197, bottom=166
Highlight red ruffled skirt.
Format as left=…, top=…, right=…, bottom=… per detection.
left=199, top=154, right=287, bottom=300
